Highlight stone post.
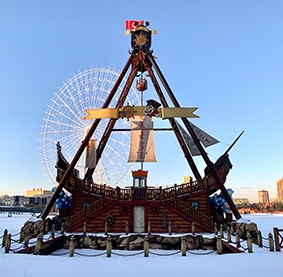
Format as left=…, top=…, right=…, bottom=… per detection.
left=51, top=224, right=55, bottom=239
left=181, top=236, right=186, bottom=256
left=216, top=235, right=222, bottom=255
left=247, top=232, right=253, bottom=253
left=220, top=224, right=224, bottom=238
left=269, top=233, right=274, bottom=252
left=4, top=233, right=11, bottom=253
left=148, top=222, right=151, bottom=235
left=125, top=222, right=129, bottom=235
left=105, top=222, right=108, bottom=235
left=144, top=235, right=149, bottom=257
left=69, top=235, right=75, bottom=257
left=34, top=234, right=42, bottom=255
left=2, top=229, right=7, bottom=247
left=257, top=230, right=262, bottom=247
left=214, top=222, right=218, bottom=235
left=168, top=221, right=172, bottom=236
left=83, top=221, right=87, bottom=236
left=106, top=236, right=112, bottom=257
left=192, top=222, right=195, bottom=235
left=227, top=227, right=231, bottom=243
left=236, top=230, right=240, bottom=248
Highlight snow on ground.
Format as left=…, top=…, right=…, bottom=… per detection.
left=0, top=212, right=283, bottom=277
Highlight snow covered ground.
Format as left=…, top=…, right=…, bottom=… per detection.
left=1, top=212, right=283, bottom=277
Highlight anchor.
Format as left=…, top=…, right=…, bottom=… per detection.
left=160, top=211, right=169, bottom=228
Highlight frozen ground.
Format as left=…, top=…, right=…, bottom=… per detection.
left=0, top=212, right=283, bottom=277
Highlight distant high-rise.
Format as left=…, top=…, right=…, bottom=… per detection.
left=258, top=190, right=269, bottom=204
left=183, top=176, right=192, bottom=184
left=276, top=178, right=283, bottom=203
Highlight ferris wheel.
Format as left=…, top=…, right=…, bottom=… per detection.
left=40, top=67, right=141, bottom=187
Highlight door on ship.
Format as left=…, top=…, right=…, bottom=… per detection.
left=133, top=205, right=144, bottom=232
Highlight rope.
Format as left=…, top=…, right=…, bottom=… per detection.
left=149, top=250, right=181, bottom=256
left=187, top=250, right=215, bottom=255
left=50, top=251, right=69, bottom=256
left=73, top=251, right=107, bottom=257
left=112, top=251, right=144, bottom=257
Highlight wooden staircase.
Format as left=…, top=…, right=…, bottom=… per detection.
left=162, top=191, right=213, bottom=231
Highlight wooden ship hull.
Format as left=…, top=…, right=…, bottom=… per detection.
left=55, top=148, right=233, bottom=233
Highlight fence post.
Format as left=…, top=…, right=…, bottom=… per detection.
left=257, top=230, right=262, bottom=248
left=214, top=222, right=218, bottom=235
left=61, top=222, right=65, bottom=235
left=269, top=233, right=274, bottom=252
left=216, top=235, right=222, bottom=255
left=51, top=224, right=55, bottom=239
left=181, top=236, right=186, bottom=256
left=2, top=229, right=7, bottom=247
left=220, top=224, right=224, bottom=238
left=148, top=222, right=151, bottom=235
left=35, top=234, right=42, bottom=255
left=273, top=227, right=280, bottom=252
left=144, top=235, right=149, bottom=257
left=45, top=221, right=49, bottom=234
left=24, top=231, right=30, bottom=247
left=168, top=221, right=172, bottom=236
left=106, top=236, right=112, bottom=257
left=227, top=227, right=231, bottom=243
left=69, top=235, right=75, bottom=257
left=247, top=232, right=253, bottom=253
left=83, top=221, right=87, bottom=236
left=192, top=222, right=195, bottom=235
left=4, top=233, right=11, bottom=253
left=235, top=230, right=240, bottom=248
left=20, top=227, right=24, bottom=242
left=40, top=227, right=45, bottom=238
left=231, top=224, right=235, bottom=235
left=125, top=222, right=129, bottom=235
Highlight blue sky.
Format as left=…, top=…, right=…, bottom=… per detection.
left=1, top=1, right=283, bottom=202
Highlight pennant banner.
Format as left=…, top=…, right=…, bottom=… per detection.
left=189, top=121, right=219, bottom=147
left=177, top=121, right=219, bottom=156
left=177, top=122, right=200, bottom=156
left=128, top=116, right=156, bottom=163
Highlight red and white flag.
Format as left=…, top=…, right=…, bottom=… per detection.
left=125, top=20, right=144, bottom=30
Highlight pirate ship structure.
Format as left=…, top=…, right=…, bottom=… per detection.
left=41, top=21, right=242, bottom=233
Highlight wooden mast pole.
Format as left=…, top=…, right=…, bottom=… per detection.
left=84, top=51, right=142, bottom=181
left=146, top=52, right=241, bottom=220
left=40, top=53, right=136, bottom=219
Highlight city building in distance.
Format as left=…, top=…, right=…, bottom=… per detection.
left=277, top=178, right=283, bottom=203
left=258, top=190, right=269, bottom=204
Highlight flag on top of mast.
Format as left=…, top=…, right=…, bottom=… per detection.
left=125, top=20, right=144, bottom=30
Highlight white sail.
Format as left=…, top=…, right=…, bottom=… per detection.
left=128, top=116, right=157, bottom=162
left=85, top=139, right=97, bottom=168
left=177, top=121, right=219, bottom=156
